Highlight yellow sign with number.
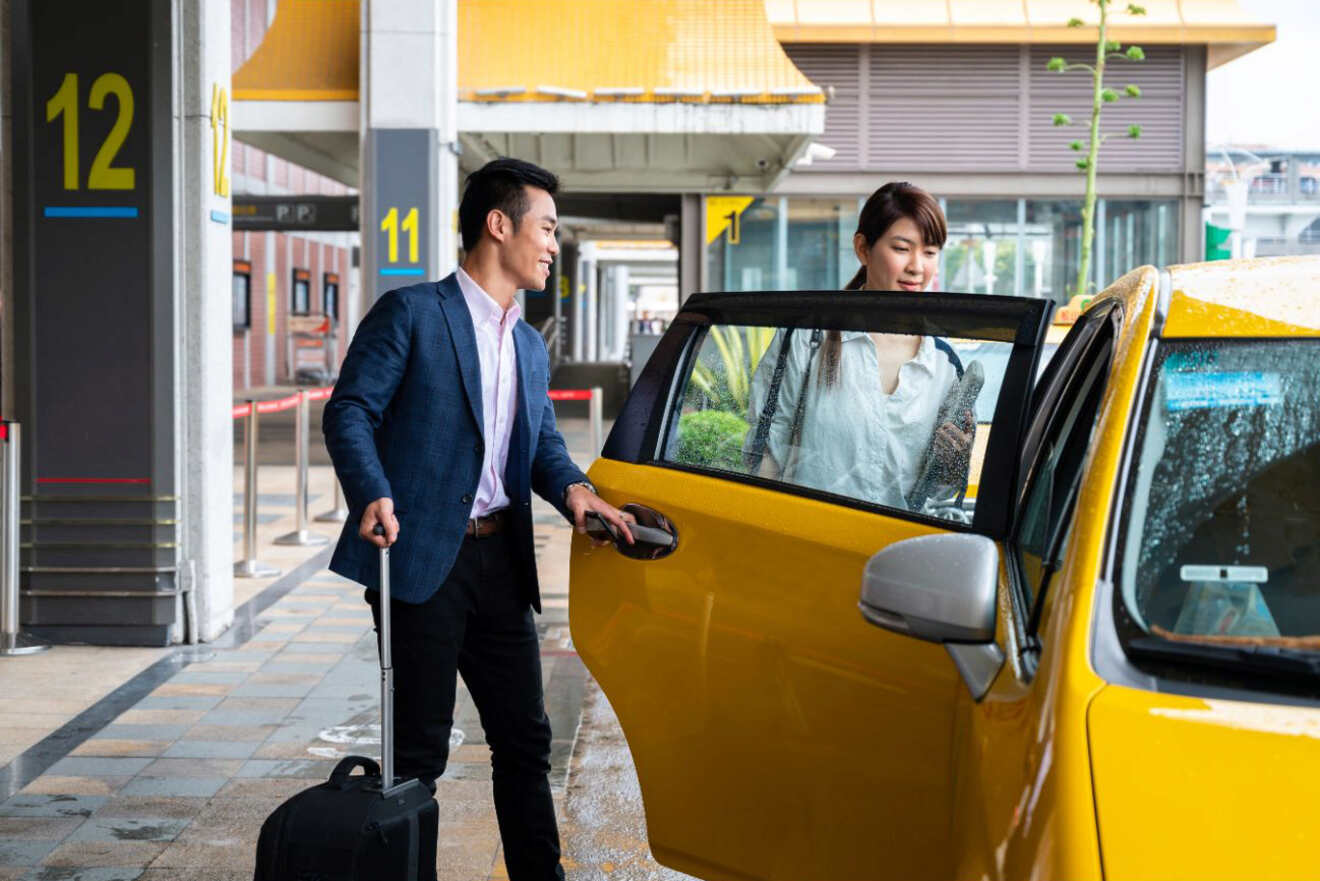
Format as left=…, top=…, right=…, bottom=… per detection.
left=705, top=196, right=754, bottom=245
left=45, top=71, right=136, bottom=191
left=210, top=84, right=231, bottom=198
left=266, top=273, right=277, bottom=336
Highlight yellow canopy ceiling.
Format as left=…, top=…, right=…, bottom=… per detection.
left=766, top=0, right=1274, bottom=67
left=232, top=0, right=360, bottom=100
left=233, top=0, right=823, bottom=104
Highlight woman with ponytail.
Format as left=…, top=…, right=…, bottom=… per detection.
left=744, top=182, right=977, bottom=514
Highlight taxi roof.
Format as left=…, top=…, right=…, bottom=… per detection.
left=1162, top=256, right=1320, bottom=338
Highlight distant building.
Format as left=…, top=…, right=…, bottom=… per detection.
left=1205, top=148, right=1320, bottom=258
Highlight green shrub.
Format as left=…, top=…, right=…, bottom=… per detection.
left=675, top=410, right=749, bottom=472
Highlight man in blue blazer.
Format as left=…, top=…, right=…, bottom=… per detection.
left=323, top=158, right=633, bottom=881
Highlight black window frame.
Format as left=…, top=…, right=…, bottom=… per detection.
left=1005, top=299, right=1123, bottom=658
left=290, top=267, right=311, bottom=315
left=602, top=289, right=1051, bottom=540
left=232, top=259, right=252, bottom=331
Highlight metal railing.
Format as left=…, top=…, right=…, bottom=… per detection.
left=1, top=422, right=49, bottom=655
left=232, top=384, right=604, bottom=578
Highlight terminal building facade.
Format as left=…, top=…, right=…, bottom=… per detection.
left=1, top=0, right=1273, bottom=645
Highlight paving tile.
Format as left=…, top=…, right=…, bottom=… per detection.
left=137, top=758, right=242, bottom=779
left=43, top=759, right=153, bottom=779
left=40, top=839, right=167, bottom=868
left=226, top=682, right=315, bottom=699
left=130, top=696, right=222, bottom=712
left=248, top=741, right=326, bottom=760
left=90, top=725, right=188, bottom=743
left=110, top=707, right=205, bottom=725
left=19, top=779, right=128, bottom=798
left=264, top=652, right=340, bottom=664
left=251, top=661, right=331, bottom=675
left=178, top=660, right=260, bottom=673
left=278, top=642, right=350, bottom=654
left=160, top=740, right=260, bottom=760
left=147, top=683, right=232, bottom=699
left=0, top=838, right=60, bottom=865
left=0, top=816, right=83, bottom=840
left=0, top=796, right=106, bottom=819
left=116, top=778, right=227, bottom=799
left=214, top=778, right=311, bottom=800
left=68, top=741, right=169, bottom=759
left=20, top=867, right=146, bottom=881
left=64, top=815, right=189, bottom=844
left=258, top=622, right=306, bottom=634
left=136, top=869, right=249, bottom=881
left=234, top=759, right=337, bottom=779
left=167, top=671, right=249, bottom=686
left=179, top=725, right=275, bottom=743
left=91, top=797, right=207, bottom=821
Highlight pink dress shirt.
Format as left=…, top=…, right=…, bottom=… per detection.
left=455, top=268, right=520, bottom=519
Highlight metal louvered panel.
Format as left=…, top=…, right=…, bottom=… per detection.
left=867, top=99, right=1022, bottom=169
left=784, top=44, right=863, bottom=168
left=867, top=45, right=1023, bottom=170
left=1028, top=44, right=1184, bottom=171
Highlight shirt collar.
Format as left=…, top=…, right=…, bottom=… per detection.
left=456, top=267, right=521, bottom=329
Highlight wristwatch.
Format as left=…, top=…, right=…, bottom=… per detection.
left=563, top=481, right=596, bottom=504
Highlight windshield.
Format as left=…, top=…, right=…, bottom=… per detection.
left=1117, top=339, right=1320, bottom=665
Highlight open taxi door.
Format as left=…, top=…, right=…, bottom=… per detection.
left=569, top=290, right=1050, bottom=881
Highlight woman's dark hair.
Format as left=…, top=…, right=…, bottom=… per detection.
left=459, top=157, right=559, bottom=252
left=823, top=182, right=947, bottom=386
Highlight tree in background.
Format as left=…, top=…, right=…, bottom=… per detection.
left=1048, top=1, right=1147, bottom=296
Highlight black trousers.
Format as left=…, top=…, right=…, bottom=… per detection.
left=366, top=529, right=564, bottom=881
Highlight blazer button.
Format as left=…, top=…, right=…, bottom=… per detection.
left=474, top=442, right=484, bottom=454
left=461, top=493, right=473, bottom=504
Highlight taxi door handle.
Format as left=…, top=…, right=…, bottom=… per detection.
left=585, top=504, right=678, bottom=560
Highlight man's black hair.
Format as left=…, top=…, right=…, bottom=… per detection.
left=458, top=158, right=559, bottom=252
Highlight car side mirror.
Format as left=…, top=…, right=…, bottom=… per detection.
left=858, top=533, right=1004, bottom=700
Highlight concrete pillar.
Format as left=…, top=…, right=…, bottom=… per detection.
left=361, top=0, right=458, bottom=300
left=584, top=256, right=599, bottom=362
left=678, top=193, right=703, bottom=305
left=1, top=0, right=13, bottom=421
left=608, top=264, right=630, bottom=361
left=570, top=247, right=585, bottom=362
left=176, top=0, right=234, bottom=640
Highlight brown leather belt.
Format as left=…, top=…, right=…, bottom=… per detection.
left=465, top=508, right=509, bottom=538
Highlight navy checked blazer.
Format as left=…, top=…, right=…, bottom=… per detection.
left=322, top=274, right=588, bottom=610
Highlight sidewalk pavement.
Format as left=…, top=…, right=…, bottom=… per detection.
left=0, top=414, right=690, bottom=880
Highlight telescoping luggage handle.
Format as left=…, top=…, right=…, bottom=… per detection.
left=372, top=524, right=395, bottom=791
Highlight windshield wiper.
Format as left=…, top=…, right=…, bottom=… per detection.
left=1127, top=635, right=1320, bottom=682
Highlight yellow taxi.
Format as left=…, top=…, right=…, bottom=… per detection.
left=570, top=256, right=1320, bottom=881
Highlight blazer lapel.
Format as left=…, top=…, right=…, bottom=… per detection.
left=436, top=275, right=483, bottom=431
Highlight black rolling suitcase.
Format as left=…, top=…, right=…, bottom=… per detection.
left=254, top=526, right=438, bottom=881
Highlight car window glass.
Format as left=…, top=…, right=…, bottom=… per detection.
left=1014, top=338, right=1111, bottom=618
left=1118, top=340, right=1320, bottom=645
left=661, top=323, right=1018, bottom=523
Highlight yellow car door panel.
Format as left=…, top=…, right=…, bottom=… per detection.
left=571, top=291, right=1051, bottom=881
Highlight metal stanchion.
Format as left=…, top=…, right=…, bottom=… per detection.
left=1, top=422, right=49, bottom=655
left=315, top=477, right=348, bottom=523
left=589, top=387, right=604, bottom=454
left=276, top=390, right=329, bottom=546
left=234, top=402, right=281, bottom=578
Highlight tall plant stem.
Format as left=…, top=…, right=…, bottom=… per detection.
left=1076, top=1, right=1108, bottom=297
